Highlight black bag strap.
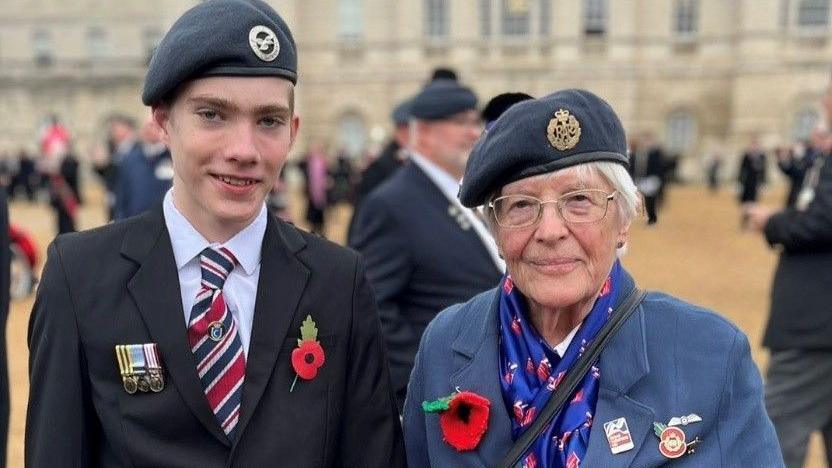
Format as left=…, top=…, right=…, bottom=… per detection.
left=498, top=287, right=648, bottom=468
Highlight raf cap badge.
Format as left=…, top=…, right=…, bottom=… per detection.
left=547, top=108, right=581, bottom=151
left=249, top=25, right=280, bottom=62
left=116, top=343, right=165, bottom=394
left=653, top=413, right=703, bottom=459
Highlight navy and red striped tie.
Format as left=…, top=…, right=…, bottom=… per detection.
left=187, top=246, right=245, bottom=440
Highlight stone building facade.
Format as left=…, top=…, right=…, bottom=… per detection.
left=1, top=0, right=831, bottom=179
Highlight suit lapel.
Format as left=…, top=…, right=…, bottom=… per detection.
left=233, top=215, right=309, bottom=444
left=407, top=163, right=500, bottom=272
left=122, top=208, right=231, bottom=446
left=449, top=289, right=513, bottom=467
left=583, top=305, right=654, bottom=467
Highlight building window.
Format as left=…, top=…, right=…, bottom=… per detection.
left=481, top=0, right=492, bottom=36
left=780, top=0, right=791, bottom=29
left=337, top=112, right=367, bottom=159
left=792, top=107, right=819, bottom=142
left=338, top=0, right=364, bottom=40
left=142, top=27, right=162, bottom=64
left=32, top=29, right=53, bottom=66
left=540, top=0, right=552, bottom=36
left=584, top=0, right=607, bottom=36
left=502, top=0, right=531, bottom=36
left=425, top=0, right=449, bottom=39
left=797, top=0, right=830, bottom=28
left=673, top=0, right=698, bottom=37
left=665, top=111, right=697, bottom=154
left=86, top=27, right=108, bottom=61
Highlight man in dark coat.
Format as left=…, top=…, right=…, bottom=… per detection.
left=25, top=1, right=405, bottom=466
left=353, top=99, right=411, bottom=208
left=745, top=81, right=832, bottom=468
left=629, top=133, right=666, bottom=225
left=777, top=129, right=825, bottom=209
left=738, top=137, right=768, bottom=204
left=349, top=78, right=504, bottom=411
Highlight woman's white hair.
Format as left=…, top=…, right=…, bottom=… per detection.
left=482, top=161, right=641, bottom=228
left=570, top=161, right=640, bottom=225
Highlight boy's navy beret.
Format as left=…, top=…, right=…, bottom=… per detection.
left=142, top=0, right=297, bottom=106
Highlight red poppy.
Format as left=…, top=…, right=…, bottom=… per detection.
left=439, top=391, right=491, bottom=451
left=291, top=340, right=325, bottom=380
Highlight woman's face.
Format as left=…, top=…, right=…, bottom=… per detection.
left=494, top=167, right=630, bottom=314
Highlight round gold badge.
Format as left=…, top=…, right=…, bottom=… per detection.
left=547, top=108, right=581, bottom=151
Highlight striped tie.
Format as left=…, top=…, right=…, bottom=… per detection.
left=187, top=246, right=245, bottom=440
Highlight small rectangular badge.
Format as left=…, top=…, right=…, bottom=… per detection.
left=604, top=417, right=635, bottom=454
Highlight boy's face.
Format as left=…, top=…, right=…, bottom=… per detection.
left=154, top=76, right=299, bottom=240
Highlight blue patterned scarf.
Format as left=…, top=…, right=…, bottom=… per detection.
left=498, top=261, right=624, bottom=468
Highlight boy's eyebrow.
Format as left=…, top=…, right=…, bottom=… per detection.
left=185, top=96, right=291, bottom=115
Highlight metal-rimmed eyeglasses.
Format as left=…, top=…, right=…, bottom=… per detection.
left=488, top=189, right=617, bottom=228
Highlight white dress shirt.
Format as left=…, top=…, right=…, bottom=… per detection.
left=162, top=189, right=266, bottom=357
left=551, top=324, right=580, bottom=358
left=408, top=152, right=506, bottom=272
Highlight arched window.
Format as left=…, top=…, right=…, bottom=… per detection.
left=337, top=113, right=367, bottom=159
left=792, top=107, right=819, bottom=142
left=665, top=110, right=697, bottom=154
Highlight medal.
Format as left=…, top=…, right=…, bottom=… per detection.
left=115, top=343, right=166, bottom=394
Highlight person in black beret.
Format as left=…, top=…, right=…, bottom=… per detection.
left=481, top=91, right=534, bottom=131
left=430, top=67, right=459, bottom=82
left=403, top=89, right=783, bottom=467
left=26, top=1, right=405, bottom=466
left=349, top=76, right=504, bottom=412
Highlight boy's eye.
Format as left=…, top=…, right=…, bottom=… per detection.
left=198, top=110, right=220, bottom=121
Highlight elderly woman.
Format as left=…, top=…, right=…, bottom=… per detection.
left=402, top=90, right=783, bottom=467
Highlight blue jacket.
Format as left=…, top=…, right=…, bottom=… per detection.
left=114, top=144, right=172, bottom=220
left=403, top=274, right=784, bottom=467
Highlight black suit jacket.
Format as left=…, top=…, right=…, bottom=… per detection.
left=26, top=207, right=405, bottom=467
left=348, top=162, right=503, bottom=407
left=763, top=154, right=832, bottom=350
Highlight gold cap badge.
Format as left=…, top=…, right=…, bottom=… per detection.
left=547, top=108, right=581, bottom=151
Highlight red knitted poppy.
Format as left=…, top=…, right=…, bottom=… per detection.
left=439, top=391, right=491, bottom=451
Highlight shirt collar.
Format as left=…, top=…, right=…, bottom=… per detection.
left=162, top=189, right=266, bottom=276
left=408, top=151, right=461, bottom=202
